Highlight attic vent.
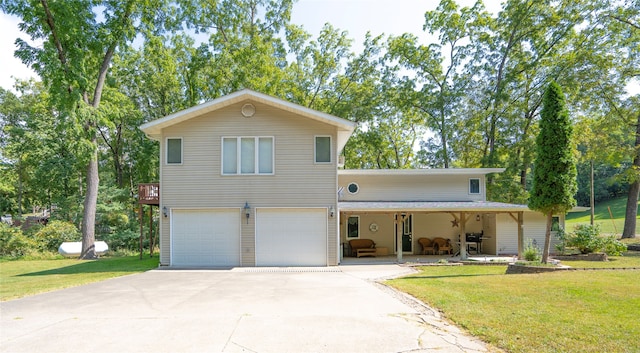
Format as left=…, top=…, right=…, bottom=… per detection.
left=241, top=103, right=256, bottom=118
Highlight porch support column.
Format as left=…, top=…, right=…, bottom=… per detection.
left=518, top=211, right=524, bottom=259
left=139, top=205, right=143, bottom=260
left=460, top=212, right=467, bottom=260
left=149, top=206, right=154, bottom=258
left=509, top=212, right=525, bottom=260
left=396, top=214, right=405, bottom=262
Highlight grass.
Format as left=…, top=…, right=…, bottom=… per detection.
left=387, top=257, right=640, bottom=353
left=566, top=196, right=639, bottom=235
left=0, top=254, right=159, bottom=301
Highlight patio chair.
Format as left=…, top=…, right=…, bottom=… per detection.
left=418, top=238, right=436, bottom=255
left=433, top=237, right=452, bottom=255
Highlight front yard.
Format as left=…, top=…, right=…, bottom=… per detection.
left=387, top=253, right=640, bottom=353
left=0, top=254, right=159, bottom=301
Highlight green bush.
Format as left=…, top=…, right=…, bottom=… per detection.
left=103, top=229, right=140, bottom=251
left=0, top=224, right=35, bottom=258
left=33, top=220, right=81, bottom=252
left=601, top=236, right=627, bottom=256
left=523, top=239, right=541, bottom=262
left=567, top=224, right=602, bottom=254
left=554, top=228, right=568, bottom=254
left=566, top=224, right=627, bottom=255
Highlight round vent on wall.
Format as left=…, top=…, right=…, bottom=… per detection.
left=347, top=182, right=359, bottom=194
left=241, top=103, right=256, bottom=118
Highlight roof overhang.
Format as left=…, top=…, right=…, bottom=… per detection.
left=338, top=201, right=531, bottom=213
left=338, top=168, right=506, bottom=176
left=139, top=89, right=357, bottom=151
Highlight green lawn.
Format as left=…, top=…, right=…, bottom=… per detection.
left=0, top=254, right=159, bottom=301
left=566, top=196, right=639, bottom=235
left=387, top=257, right=640, bottom=353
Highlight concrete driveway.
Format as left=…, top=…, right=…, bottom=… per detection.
left=1, top=265, right=491, bottom=353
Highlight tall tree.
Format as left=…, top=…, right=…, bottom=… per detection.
left=1, top=0, right=163, bottom=258
left=529, top=81, right=577, bottom=263
left=0, top=80, right=80, bottom=220
left=388, top=0, right=491, bottom=168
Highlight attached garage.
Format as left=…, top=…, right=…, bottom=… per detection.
left=171, top=209, right=241, bottom=267
left=256, top=208, right=327, bottom=266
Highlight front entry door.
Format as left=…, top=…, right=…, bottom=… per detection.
left=395, top=214, right=413, bottom=253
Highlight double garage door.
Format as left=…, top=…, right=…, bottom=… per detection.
left=171, top=208, right=327, bottom=267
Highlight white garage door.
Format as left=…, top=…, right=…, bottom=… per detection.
left=256, top=208, right=327, bottom=266
left=171, top=209, right=240, bottom=267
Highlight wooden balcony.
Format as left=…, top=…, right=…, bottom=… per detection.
left=138, top=183, right=159, bottom=205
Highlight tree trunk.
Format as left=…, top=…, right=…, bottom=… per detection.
left=622, top=112, right=640, bottom=239
left=541, top=212, right=553, bottom=263
left=80, top=144, right=99, bottom=259
left=17, top=160, right=23, bottom=216
left=590, top=160, right=595, bottom=226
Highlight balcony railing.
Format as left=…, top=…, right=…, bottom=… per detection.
left=138, top=183, right=159, bottom=205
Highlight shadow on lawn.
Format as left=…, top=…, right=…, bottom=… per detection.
left=399, top=273, right=505, bottom=280
left=18, top=256, right=158, bottom=277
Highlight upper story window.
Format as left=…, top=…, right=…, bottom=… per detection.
left=315, top=136, right=331, bottom=163
left=469, top=178, right=480, bottom=194
left=166, top=138, right=182, bottom=165
left=222, top=137, right=274, bottom=175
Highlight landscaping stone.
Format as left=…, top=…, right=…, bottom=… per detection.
left=552, top=253, right=608, bottom=261
left=627, top=244, right=640, bottom=251
left=506, top=263, right=569, bottom=274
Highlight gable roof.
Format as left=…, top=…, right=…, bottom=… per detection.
left=139, top=89, right=357, bottom=151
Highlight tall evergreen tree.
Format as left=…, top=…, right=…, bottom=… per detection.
left=529, top=81, right=577, bottom=263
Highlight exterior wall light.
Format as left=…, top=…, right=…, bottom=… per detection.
left=329, top=206, right=335, bottom=218
left=244, top=202, right=251, bottom=224
left=163, top=206, right=168, bottom=218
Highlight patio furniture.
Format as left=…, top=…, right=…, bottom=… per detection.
left=418, top=238, right=436, bottom=255
left=433, top=237, right=452, bottom=255
left=348, top=239, right=377, bottom=258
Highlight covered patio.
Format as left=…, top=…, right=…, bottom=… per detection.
left=339, top=254, right=517, bottom=265
left=339, top=201, right=531, bottom=262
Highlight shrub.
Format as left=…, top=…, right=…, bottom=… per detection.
left=567, top=224, right=602, bottom=254
left=0, top=224, right=35, bottom=258
left=554, top=228, right=568, bottom=254
left=103, top=228, right=140, bottom=251
left=565, top=224, right=627, bottom=255
left=523, top=239, right=541, bottom=262
left=33, top=220, right=81, bottom=252
left=601, top=236, right=627, bottom=256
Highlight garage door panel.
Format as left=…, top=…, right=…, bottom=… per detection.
left=256, top=208, right=327, bottom=266
left=172, top=209, right=240, bottom=267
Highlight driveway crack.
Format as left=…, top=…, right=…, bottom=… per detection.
left=222, top=314, right=257, bottom=352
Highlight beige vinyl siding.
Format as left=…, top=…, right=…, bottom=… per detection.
left=338, top=174, right=486, bottom=202
left=494, top=211, right=555, bottom=256
left=496, top=213, right=518, bottom=255
left=524, top=212, right=561, bottom=255
left=159, top=101, right=339, bottom=266
left=481, top=214, right=497, bottom=255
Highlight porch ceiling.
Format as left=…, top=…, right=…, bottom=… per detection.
left=337, top=201, right=530, bottom=213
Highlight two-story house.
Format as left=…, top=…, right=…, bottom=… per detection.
left=140, top=89, right=560, bottom=267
